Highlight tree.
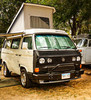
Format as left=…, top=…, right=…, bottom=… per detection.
left=52, top=0, right=91, bottom=36
left=0, top=0, right=26, bottom=48
left=0, top=0, right=26, bottom=33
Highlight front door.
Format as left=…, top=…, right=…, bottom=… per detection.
left=19, top=36, right=33, bottom=73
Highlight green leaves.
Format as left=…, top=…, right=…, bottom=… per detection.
left=0, top=0, right=26, bottom=33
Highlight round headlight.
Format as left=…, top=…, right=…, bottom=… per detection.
left=39, top=58, right=45, bottom=64
left=72, top=57, right=76, bottom=61
left=47, top=58, right=52, bottom=63
left=77, top=56, right=80, bottom=61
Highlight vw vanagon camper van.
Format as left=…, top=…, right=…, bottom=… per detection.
left=75, top=35, right=91, bottom=65
left=1, top=29, right=84, bottom=88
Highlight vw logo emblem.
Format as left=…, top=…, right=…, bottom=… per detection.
left=62, top=58, right=65, bottom=62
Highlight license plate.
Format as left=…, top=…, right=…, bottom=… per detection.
left=62, top=73, right=70, bottom=79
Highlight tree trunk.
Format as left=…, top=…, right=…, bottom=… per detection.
left=68, top=15, right=77, bottom=36
left=71, top=15, right=76, bottom=36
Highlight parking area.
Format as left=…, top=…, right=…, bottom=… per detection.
left=0, top=66, right=91, bottom=100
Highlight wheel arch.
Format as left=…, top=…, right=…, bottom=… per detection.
left=20, top=65, right=28, bottom=72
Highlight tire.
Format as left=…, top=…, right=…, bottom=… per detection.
left=3, top=63, right=11, bottom=77
left=20, top=69, right=32, bottom=88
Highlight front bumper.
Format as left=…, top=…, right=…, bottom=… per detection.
left=28, top=69, right=84, bottom=84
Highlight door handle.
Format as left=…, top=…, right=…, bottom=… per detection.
left=15, top=54, right=21, bottom=56
left=16, top=54, right=18, bottom=56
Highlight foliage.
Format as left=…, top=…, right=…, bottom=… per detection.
left=0, top=0, right=26, bottom=33
left=0, top=0, right=91, bottom=36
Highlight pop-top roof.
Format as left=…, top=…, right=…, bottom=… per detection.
left=7, top=3, right=56, bottom=33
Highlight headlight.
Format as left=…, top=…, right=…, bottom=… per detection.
left=72, top=57, right=76, bottom=61
left=47, top=58, right=52, bottom=63
left=39, top=58, right=45, bottom=64
left=77, top=56, right=80, bottom=61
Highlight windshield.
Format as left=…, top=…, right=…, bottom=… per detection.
left=35, top=34, right=76, bottom=50
left=77, top=38, right=88, bottom=47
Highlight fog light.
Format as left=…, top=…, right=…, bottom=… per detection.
left=35, top=68, right=39, bottom=73
left=47, top=58, right=52, bottom=63
left=72, top=57, right=76, bottom=61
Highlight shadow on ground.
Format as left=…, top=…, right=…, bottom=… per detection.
left=0, top=71, right=21, bottom=88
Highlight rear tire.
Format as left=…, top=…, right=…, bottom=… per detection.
left=3, top=63, right=11, bottom=77
left=20, top=69, right=32, bottom=88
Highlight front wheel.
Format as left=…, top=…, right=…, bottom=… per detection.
left=20, top=69, right=32, bottom=88
left=3, top=63, right=11, bottom=77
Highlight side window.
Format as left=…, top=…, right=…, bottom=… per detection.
left=22, top=37, right=32, bottom=49
left=5, top=39, right=12, bottom=49
left=89, top=40, right=91, bottom=47
left=83, top=39, right=88, bottom=47
left=11, top=38, right=21, bottom=49
left=30, top=16, right=50, bottom=29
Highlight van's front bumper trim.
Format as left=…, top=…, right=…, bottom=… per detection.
left=38, top=77, right=81, bottom=84
left=28, top=69, right=84, bottom=84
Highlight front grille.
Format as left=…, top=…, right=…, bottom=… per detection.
left=53, top=64, right=75, bottom=72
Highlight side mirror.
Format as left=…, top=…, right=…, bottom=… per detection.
left=22, top=42, right=28, bottom=50
left=74, top=43, right=76, bottom=46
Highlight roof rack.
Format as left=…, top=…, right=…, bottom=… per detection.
left=0, top=32, right=24, bottom=37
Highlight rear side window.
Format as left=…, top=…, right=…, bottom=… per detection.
left=5, top=39, right=12, bottom=49
left=11, top=38, right=21, bottom=49
left=22, top=37, right=32, bottom=49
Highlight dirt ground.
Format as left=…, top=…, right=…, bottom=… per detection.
left=0, top=66, right=91, bottom=100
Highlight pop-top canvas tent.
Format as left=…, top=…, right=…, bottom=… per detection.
left=7, top=3, right=56, bottom=33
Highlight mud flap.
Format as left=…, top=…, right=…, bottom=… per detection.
left=0, top=59, right=2, bottom=70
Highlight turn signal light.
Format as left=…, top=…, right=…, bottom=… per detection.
left=80, top=64, right=82, bottom=69
left=35, top=68, right=39, bottom=73
left=79, top=50, right=82, bottom=52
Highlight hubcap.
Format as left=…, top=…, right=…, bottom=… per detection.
left=21, top=72, right=26, bottom=86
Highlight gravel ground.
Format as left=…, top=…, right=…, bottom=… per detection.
left=0, top=66, right=91, bottom=100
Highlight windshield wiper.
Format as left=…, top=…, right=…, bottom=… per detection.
left=60, top=46, right=71, bottom=49
left=39, top=47, right=51, bottom=49
left=53, top=48, right=60, bottom=51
